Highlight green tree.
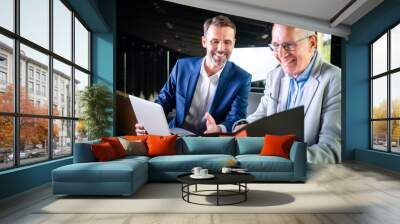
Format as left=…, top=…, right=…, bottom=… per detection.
left=79, top=84, right=113, bottom=140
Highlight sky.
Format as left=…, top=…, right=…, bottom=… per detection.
left=230, top=47, right=278, bottom=82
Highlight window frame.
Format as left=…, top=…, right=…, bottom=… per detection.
left=370, top=20, right=400, bottom=154
left=0, top=0, right=92, bottom=171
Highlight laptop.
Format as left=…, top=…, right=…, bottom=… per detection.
left=129, top=95, right=195, bottom=136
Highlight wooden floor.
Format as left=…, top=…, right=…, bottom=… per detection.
left=1, top=162, right=400, bottom=224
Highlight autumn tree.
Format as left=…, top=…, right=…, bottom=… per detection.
left=0, top=84, right=59, bottom=151
left=0, top=85, right=14, bottom=149
left=372, top=100, right=387, bottom=140
left=372, top=99, right=400, bottom=143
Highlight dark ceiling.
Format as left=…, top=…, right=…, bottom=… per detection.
left=117, top=0, right=273, bottom=56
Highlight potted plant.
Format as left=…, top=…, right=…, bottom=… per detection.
left=79, top=84, right=113, bottom=140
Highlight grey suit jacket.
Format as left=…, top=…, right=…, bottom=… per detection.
left=247, top=52, right=341, bottom=164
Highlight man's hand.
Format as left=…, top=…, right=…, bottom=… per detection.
left=204, top=112, right=221, bottom=134
left=233, top=124, right=247, bottom=132
left=135, top=123, right=148, bottom=135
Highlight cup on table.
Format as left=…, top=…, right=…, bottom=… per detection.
left=199, top=168, right=208, bottom=176
left=191, top=167, right=202, bottom=176
left=221, top=167, right=232, bottom=174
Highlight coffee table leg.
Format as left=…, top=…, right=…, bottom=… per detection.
left=245, top=183, right=247, bottom=201
left=217, top=184, right=219, bottom=206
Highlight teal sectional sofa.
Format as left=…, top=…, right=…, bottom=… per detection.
left=52, top=137, right=307, bottom=196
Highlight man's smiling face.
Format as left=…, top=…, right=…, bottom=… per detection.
left=271, top=25, right=316, bottom=77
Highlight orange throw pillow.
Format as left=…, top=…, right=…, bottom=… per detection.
left=124, top=135, right=148, bottom=141
left=146, top=135, right=178, bottom=157
left=91, top=142, right=117, bottom=161
left=260, top=134, right=296, bottom=159
left=101, top=137, right=127, bottom=158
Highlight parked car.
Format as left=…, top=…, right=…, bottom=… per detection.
left=7, top=150, right=32, bottom=160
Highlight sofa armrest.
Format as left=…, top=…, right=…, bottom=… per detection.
left=73, top=140, right=100, bottom=163
left=289, top=141, right=307, bottom=181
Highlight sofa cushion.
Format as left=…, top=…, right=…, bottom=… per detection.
left=91, top=142, right=118, bottom=161
left=236, top=155, right=293, bottom=172
left=236, top=137, right=263, bottom=155
left=52, top=157, right=149, bottom=195
left=52, top=159, right=147, bottom=183
left=260, top=134, right=295, bottom=159
left=118, top=137, right=147, bottom=156
left=101, top=137, right=127, bottom=158
left=178, top=137, right=235, bottom=155
left=148, top=154, right=235, bottom=172
left=147, top=135, right=178, bottom=156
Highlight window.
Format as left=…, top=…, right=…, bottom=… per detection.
left=28, top=67, right=34, bottom=80
left=20, top=0, right=49, bottom=49
left=36, top=83, right=40, bottom=95
left=74, top=69, right=89, bottom=119
left=75, top=18, right=89, bottom=70
left=0, top=0, right=91, bottom=170
left=53, top=0, right=72, bottom=60
left=370, top=23, right=400, bottom=154
left=41, top=73, right=46, bottom=83
left=0, top=54, right=7, bottom=88
left=0, top=55, right=7, bottom=67
left=0, top=71, right=6, bottom=85
left=35, top=70, right=41, bottom=81
left=42, top=85, right=46, bottom=97
left=53, top=59, right=72, bottom=117
left=28, top=81, right=34, bottom=94
left=53, top=119, right=72, bottom=158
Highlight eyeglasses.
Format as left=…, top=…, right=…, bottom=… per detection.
left=268, top=35, right=313, bottom=52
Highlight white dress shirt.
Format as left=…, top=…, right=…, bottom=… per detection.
left=183, top=58, right=226, bottom=134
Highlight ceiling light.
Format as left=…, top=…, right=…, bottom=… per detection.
left=165, top=22, right=174, bottom=30
left=261, top=34, right=269, bottom=39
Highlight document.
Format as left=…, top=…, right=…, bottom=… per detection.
left=219, top=106, right=304, bottom=141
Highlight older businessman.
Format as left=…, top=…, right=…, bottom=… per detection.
left=235, top=24, right=341, bottom=164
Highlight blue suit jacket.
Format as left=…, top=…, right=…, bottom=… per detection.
left=156, top=57, right=251, bottom=133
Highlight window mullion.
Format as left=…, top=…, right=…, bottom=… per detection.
left=48, top=0, right=54, bottom=160
left=387, top=30, right=391, bottom=152
left=13, top=0, right=21, bottom=166
left=71, top=10, right=76, bottom=154
left=370, top=45, right=373, bottom=149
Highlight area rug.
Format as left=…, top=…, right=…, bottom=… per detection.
left=37, top=183, right=361, bottom=214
